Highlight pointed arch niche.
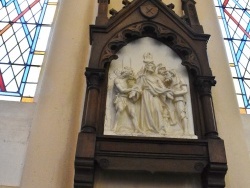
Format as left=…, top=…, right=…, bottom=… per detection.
left=104, top=37, right=196, bottom=139
left=74, top=0, right=227, bottom=188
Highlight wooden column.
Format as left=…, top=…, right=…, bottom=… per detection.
left=81, top=68, right=105, bottom=132
left=195, top=76, right=218, bottom=138
left=75, top=68, right=105, bottom=188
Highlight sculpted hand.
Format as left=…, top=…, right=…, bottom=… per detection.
left=129, top=90, right=140, bottom=102
left=166, top=91, right=174, bottom=100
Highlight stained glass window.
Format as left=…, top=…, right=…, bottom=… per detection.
left=214, top=0, right=250, bottom=114
left=0, top=0, right=58, bottom=102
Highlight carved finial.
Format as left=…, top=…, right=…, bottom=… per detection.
left=109, top=8, right=118, bottom=17
left=98, top=0, right=110, bottom=3
left=181, top=0, right=203, bottom=33
left=167, top=3, right=175, bottom=10
left=96, top=0, right=110, bottom=25
left=122, top=0, right=131, bottom=6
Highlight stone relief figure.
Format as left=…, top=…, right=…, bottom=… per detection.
left=105, top=52, right=196, bottom=139
left=156, top=64, right=177, bottom=126
left=129, top=53, right=174, bottom=134
left=112, top=67, right=140, bottom=133
left=165, top=69, right=189, bottom=135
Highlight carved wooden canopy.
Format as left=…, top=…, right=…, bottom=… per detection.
left=74, top=0, right=227, bottom=188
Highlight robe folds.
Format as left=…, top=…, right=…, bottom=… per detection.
left=135, top=73, right=173, bottom=133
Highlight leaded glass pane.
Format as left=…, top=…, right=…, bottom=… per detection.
left=0, top=0, right=58, bottom=102
left=214, top=0, right=250, bottom=114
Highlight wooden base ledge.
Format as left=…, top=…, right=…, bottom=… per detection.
left=74, top=135, right=227, bottom=188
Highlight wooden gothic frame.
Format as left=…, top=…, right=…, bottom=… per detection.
left=74, top=0, right=227, bottom=187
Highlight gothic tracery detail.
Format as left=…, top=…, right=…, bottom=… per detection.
left=100, top=23, right=201, bottom=75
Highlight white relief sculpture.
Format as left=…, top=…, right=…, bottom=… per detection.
left=156, top=64, right=177, bottom=127
left=165, top=69, right=190, bottom=135
left=112, top=67, right=140, bottom=133
left=129, top=53, right=174, bottom=135
left=104, top=39, right=197, bottom=139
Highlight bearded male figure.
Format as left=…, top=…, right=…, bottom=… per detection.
left=166, top=69, right=189, bottom=135
left=113, top=67, right=139, bottom=133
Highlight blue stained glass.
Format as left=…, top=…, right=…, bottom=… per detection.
left=0, top=0, right=58, bottom=102
left=214, top=0, right=250, bottom=114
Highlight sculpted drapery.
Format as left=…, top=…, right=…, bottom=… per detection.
left=105, top=51, right=193, bottom=138
left=130, top=54, right=174, bottom=134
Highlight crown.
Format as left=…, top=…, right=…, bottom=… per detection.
left=143, top=52, right=154, bottom=63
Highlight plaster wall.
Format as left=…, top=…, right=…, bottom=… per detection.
left=19, top=0, right=97, bottom=188
left=241, top=115, right=250, bottom=157
left=196, top=1, right=250, bottom=187
left=0, top=102, right=35, bottom=186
